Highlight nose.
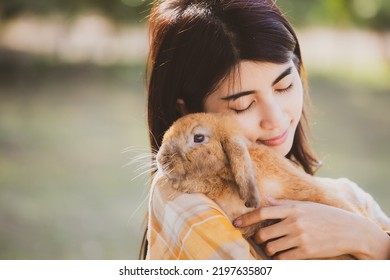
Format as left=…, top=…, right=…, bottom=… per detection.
left=259, top=97, right=286, bottom=130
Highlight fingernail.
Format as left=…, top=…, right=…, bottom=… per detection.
left=233, top=218, right=242, bottom=228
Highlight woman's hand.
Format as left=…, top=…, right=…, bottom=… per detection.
left=233, top=196, right=390, bottom=259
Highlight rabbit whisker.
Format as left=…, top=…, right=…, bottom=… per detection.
left=123, top=153, right=155, bottom=169
left=148, top=130, right=160, bottom=151
left=127, top=193, right=149, bottom=225
left=121, top=145, right=150, bottom=154
left=131, top=167, right=156, bottom=182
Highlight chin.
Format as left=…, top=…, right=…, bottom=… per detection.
left=271, top=139, right=294, bottom=157
left=273, top=145, right=290, bottom=157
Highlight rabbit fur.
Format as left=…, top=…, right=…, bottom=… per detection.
left=155, top=112, right=360, bottom=259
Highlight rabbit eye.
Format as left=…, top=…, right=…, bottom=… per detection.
left=193, top=134, right=205, bottom=143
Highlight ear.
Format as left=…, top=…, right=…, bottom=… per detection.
left=176, top=99, right=189, bottom=116
left=222, top=135, right=260, bottom=208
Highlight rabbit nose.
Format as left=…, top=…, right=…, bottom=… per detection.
left=156, top=150, right=164, bottom=164
left=157, top=150, right=168, bottom=165
left=158, top=156, right=167, bottom=166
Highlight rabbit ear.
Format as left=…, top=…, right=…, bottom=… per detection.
left=222, top=135, right=260, bottom=208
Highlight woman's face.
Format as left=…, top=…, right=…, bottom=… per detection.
left=203, top=60, right=303, bottom=156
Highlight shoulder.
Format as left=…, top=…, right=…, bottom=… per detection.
left=314, top=176, right=390, bottom=230
left=314, top=176, right=376, bottom=211
left=149, top=171, right=225, bottom=225
left=314, top=176, right=367, bottom=202
left=147, top=172, right=257, bottom=259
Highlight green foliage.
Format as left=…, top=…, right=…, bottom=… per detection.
left=277, top=0, right=390, bottom=30
left=0, top=0, right=152, bottom=23
left=1, top=0, right=389, bottom=29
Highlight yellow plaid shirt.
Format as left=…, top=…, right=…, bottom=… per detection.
left=146, top=173, right=390, bottom=260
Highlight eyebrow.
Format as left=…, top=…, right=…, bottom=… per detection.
left=220, top=66, right=293, bottom=101
left=221, top=90, right=255, bottom=101
left=272, top=66, right=292, bottom=86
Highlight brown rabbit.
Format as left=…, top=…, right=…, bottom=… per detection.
left=155, top=112, right=360, bottom=259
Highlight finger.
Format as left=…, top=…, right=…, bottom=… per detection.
left=263, top=235, right=299, bottom=257
left=273, top=246, right=309, bottom=260
left=234, top=205, right=291, bottom=227
left=253, top=220, right=291, bottom=244
left=272, top=236, right=320, bottom=260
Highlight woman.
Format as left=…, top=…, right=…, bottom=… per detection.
left=141, top=0, right=390, bottom=259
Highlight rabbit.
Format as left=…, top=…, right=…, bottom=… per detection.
left=154, top=112, right=360, bottom=259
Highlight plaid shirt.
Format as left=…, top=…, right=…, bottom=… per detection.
left=146, top=173, right=390, bottom=260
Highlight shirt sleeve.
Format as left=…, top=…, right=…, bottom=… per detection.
left=146, top=177, right=259, bottom=260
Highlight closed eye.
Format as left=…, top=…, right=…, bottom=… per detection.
left=232, top=100, right=255, bottom=114
left=275, top=83, right=293, bottom=94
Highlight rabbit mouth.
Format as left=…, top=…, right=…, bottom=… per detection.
left=157, top=154, right=186, bottom=180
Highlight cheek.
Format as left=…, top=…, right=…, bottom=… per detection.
left=234, top=114, right=260, bottom=142
left=294, top=85, right=304, bottom=121
left=203, top=93, right=227, bottom=113
left=204, top=95, right=258, bottom=143
left=284, top=81, right=304, bottom=123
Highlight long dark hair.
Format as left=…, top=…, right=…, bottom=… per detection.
left=140, top=0, right=319, bottom=259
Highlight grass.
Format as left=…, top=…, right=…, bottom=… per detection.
left=0, top=57, right=389, bottom=259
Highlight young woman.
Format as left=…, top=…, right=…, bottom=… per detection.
left=141, top=0, right=390, bottom=259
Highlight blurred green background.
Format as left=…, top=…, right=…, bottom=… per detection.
left=0, top=0, right=389, bottom=259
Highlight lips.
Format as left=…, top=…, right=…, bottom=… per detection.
left=260, top=129, right=289, bottom=147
